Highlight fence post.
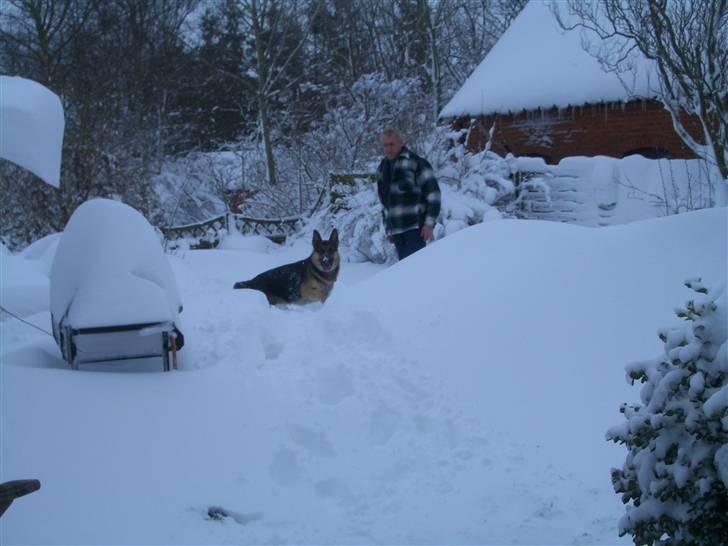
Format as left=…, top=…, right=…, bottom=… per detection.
left=225, top=211, right=234, bottom=235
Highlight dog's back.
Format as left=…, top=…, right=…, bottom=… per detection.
left=233, top=259, right=309, bottom=305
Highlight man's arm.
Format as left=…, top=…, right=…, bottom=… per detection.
left=377, top=160, right=384, bottom=205
left=418, top=159, right=441, bottom=233
left=376, top=159, right=389, bottom=229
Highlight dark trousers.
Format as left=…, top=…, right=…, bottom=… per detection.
left=392, top=228, right=426, bottom=260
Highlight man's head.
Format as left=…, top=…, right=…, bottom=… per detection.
left=380, top=129, right=404, bottom=160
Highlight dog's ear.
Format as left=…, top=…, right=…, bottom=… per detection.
left=312, top=229, right=322, bottom=246
left=329, top=228, right=339, bottom=247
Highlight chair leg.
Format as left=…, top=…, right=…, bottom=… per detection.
left=171, top=332, right=178, bottom=371
left=162, top=332, right=170, bottom=372
left=64, top=327, right=78, bottom=370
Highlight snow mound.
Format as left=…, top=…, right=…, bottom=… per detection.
left=0, top=76, right=64, bottom=186
left=1, top=234, right=61, bottom=320
left=1, top=253, right=52, bottom=320
left=352, top=209, right=726, bottom=330
left=50, top=198, right=182, bottom=329
left=18, top=232, right=61, bottom=276
left=218, top=231, right=277, bottom=253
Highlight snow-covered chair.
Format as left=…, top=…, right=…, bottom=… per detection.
left=50, top=199, right=184, bottom=371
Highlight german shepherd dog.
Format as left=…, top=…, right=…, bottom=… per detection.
left=233, top=229, right=340, bottom=305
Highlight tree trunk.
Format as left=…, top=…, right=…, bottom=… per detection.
left=425, top=2, right=440, bottom=128
left=258, top=92, right=277, bottom=186
left=251, top=0, right=277, bottom=186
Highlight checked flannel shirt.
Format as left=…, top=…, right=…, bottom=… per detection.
left=376, top=146, right=441, bottom=236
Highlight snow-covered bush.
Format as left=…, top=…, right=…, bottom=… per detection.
left=607, top=280, right=728, bottom=545
left=155, top=153, right=231, bottom=225
left=306, top=176, right=395, bottom=264
left=155, top=144, right=313, bottom=226
left=432, top=128, right=517, bottom=234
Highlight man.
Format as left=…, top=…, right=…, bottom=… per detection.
left=376, top=129, right=441, bottom=260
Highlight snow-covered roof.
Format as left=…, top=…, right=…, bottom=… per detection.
left=0, top=76, right=64, bottom=186
left=50, top=198, right=182, bottom=329
left=439, top=0, right=657, bottom=118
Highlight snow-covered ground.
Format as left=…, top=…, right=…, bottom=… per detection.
left=1, top=208, right=726, bottom=545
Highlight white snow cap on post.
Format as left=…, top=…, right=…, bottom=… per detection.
left=0, top=75, right=65, bottom=187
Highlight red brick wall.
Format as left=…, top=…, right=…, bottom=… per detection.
left=451, top=100, right=701, bottom=163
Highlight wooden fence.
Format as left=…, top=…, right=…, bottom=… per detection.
left=160, top=213, right=302, bottom=248
left=160, top=172, right=377, bottom=249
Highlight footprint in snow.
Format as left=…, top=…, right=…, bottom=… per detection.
left=264, top=341, right=284, bottom=360
left=268, top=447, right=302, bottom=486
left=316, top=365, right=355, bottom=405
left=207, top=506, right=262, bottom=525
left=287, top=424, right=336, bottom=457
left=315, top=477, right=350, bottom=500
left=368, top=406, right=401, bottom=446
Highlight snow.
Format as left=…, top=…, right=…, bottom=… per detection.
left=517, top=155, right=716, bottom=227
left=716, top=445, right=728, bottom=489
left=1, top=250, right=54, bottom=321
left=218, top=231, right=277, bottom=254
left=49, top=198, right=182, bottom=329
left=0, top=76, right=64, bottom=187
left=0, top=234, right=61, bottom=323
left=704, top=386, right=728, bottom=418
left=1, top=207, right=726, bottom=544
left=439, top=0, right=656, bottom=118
left=17, top=233, right=61, bottom=275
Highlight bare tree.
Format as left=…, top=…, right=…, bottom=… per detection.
left=441, top=0, right=527, bottom=92
left=220, top=0, right=321, bottom=186
left=0, top=0, right=95, bottom=85
left=554, top=0, right=728, bottom=205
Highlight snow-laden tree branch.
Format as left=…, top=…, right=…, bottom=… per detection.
left=553, top=0, right=727, bottom=205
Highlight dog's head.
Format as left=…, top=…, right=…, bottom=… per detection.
left=312, top=229, right=340, bottom=272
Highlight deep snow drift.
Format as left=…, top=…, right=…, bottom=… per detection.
left=1, top=208, right=725, bottom=545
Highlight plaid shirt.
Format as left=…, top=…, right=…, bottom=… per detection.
left=376, top=146, right=441, bottom=236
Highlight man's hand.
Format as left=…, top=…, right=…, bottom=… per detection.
left=420, top=225, right=434, bottom=242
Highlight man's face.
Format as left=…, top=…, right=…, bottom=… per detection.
left=381, top=133, right=403, bottom=160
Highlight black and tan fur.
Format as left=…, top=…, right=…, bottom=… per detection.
left=233, top=229, right=340, bottom=305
